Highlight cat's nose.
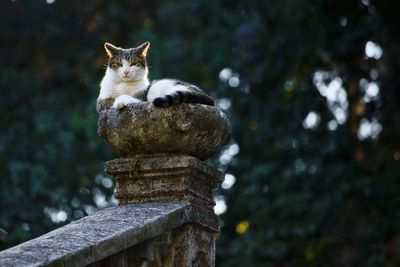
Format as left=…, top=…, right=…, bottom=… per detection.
left=123, top=71, right=129, bottom=75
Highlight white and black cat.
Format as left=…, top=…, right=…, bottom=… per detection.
left=96, top=42, right=214, bottom=112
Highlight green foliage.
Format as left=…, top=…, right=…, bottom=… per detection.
left=1, top=0, right=400, bottom=266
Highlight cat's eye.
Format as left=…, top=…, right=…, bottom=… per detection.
left=112, top=62, right=122, bottom=68
left=130, top=62, right=140, bottom=67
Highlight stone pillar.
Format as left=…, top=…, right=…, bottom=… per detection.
left=98, top=102, right=231, bottom=267
left=105, top=154, right=222, bottom=266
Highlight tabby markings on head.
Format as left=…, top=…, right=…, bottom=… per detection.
left=107, top=51, right=145, bottom=70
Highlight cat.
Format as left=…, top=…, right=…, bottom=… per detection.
left=96, top=42, right=214, bottom=113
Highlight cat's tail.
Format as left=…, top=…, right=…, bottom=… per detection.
left=152, top=91, right=214, bottom=107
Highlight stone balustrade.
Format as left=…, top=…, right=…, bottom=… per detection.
left=0, top=102, right=231, bottom=267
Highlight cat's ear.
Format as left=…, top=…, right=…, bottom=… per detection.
left=104, top=42, right=119, bottom=57
left=135, top=41, right=150, bottom=58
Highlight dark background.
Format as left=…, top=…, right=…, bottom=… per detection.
left=1, top=0, right=400, bottom=266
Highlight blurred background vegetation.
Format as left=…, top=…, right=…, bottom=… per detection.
left=1, top=0, right=400, bottom=266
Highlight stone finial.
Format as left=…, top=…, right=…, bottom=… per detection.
left=97, top=102, right=231, bottom=267
left=98, top=102, right=231, bottom=211
left=97, top=102, right=231, bottom=160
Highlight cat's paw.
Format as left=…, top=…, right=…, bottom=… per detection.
left=112, top=95, right=141, bottom=109
left=112, top=100, right=129, bottom=109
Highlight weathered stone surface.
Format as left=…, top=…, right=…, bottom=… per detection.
left=0, top=102, right=227, bottom=266
left=97, top=102, right=231, bottom=160
left=146, top=224, right=215, bottom=267
left=91, top=224, right=215, bottom=267
left=106, top=154, right=223, bottom=210
left=0, top=204, right=217, bottom=267
left=105, top=154, right=222, bottom=240
left=90, top=154, right=222, bottom=266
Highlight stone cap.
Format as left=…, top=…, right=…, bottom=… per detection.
left=105, top=154, right=223, bottom=210
left=105, top=154, right=223, bottom=188
left=0, top=203, right=219, bottom=267
left=97, top=102, right=231, bottom=160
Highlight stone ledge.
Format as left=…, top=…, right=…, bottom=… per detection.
left=0, top=203, right=219, bottom=267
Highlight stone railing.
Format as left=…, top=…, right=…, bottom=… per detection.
left=0, top=102, right=230, bottom=267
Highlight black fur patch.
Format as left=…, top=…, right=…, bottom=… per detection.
left=165, top=95, right=174, bottom=106
left=149, top=80, right=215, bottom=108
left=153, top=97, right=167, bottom=107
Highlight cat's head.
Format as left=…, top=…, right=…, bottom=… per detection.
left=103, top=41, right=150, bottom=81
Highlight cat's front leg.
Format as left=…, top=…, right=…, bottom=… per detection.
left=112, top=94, right=142, bottom=109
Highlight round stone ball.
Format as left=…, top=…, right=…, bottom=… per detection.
left=97, top=102, right=231, bottom=160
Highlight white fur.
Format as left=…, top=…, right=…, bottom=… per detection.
left=98, top=58, right=195, bottom=108
left=98, top=60, right=149, bottom=106
left=146, top=79, right=189, bottom=102
left=112, top=94, right=141, bottom=108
